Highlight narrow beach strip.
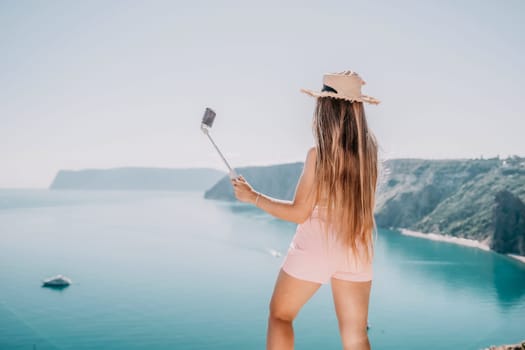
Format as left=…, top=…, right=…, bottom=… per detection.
left=397, top=228, right=525, bottom=264
left=398, top=228, right=490, bottom=250
left=507, top=254, right=525, bottom=264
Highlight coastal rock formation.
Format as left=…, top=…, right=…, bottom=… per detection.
left=50, top=167, right=226, bottom=191
left=491, top=190, right=525, bottom=255
left=484, top=339, right=525, bottom=350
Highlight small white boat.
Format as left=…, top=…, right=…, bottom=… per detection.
left=42, top=274, right=72, bottom=287
left=268, top=249, right=282, bottom=258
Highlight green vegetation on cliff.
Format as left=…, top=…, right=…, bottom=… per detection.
left=376, top=156, right=525, bottom=255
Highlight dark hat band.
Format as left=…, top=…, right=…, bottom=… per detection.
left=321, top=84, right=338, bottom=93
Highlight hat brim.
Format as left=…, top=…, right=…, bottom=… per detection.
left=300, top=88, right=380, bottom=105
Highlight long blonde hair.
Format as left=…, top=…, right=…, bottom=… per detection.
left=311, top=97, right=379, bottom=266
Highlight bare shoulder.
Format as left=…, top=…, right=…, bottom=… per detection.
left=307, top=146, right=318, bottom=161
left=302, top=146, right=317, bottom=178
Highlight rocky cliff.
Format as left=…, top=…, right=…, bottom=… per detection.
left=491, top=190, right=525, bottom=255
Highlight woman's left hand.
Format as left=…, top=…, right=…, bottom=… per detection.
left=231, top=175, right=257, bottom=204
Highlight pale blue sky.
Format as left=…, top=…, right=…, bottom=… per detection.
left=1, top=0, right=524, bottom=188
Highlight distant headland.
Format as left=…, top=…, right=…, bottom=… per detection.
left=49, top=167, right=226, bottom=192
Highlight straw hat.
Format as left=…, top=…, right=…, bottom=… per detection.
left=300, top=70, right=380, bottom=105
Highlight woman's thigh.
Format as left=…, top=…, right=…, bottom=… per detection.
left=268, top=268, right=322, bottom=321
left=330, top=277, right=372, bottom=337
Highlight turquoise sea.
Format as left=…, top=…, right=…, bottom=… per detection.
left=0, top=190, right=524, bottom=349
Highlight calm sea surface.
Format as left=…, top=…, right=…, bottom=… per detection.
left=0, top=190, right=524, bottom=350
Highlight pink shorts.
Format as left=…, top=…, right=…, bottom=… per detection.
left=280, top=206, right=373, bottom=284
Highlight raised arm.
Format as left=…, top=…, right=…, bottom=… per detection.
left=250, top=146, right=318, bottom=224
